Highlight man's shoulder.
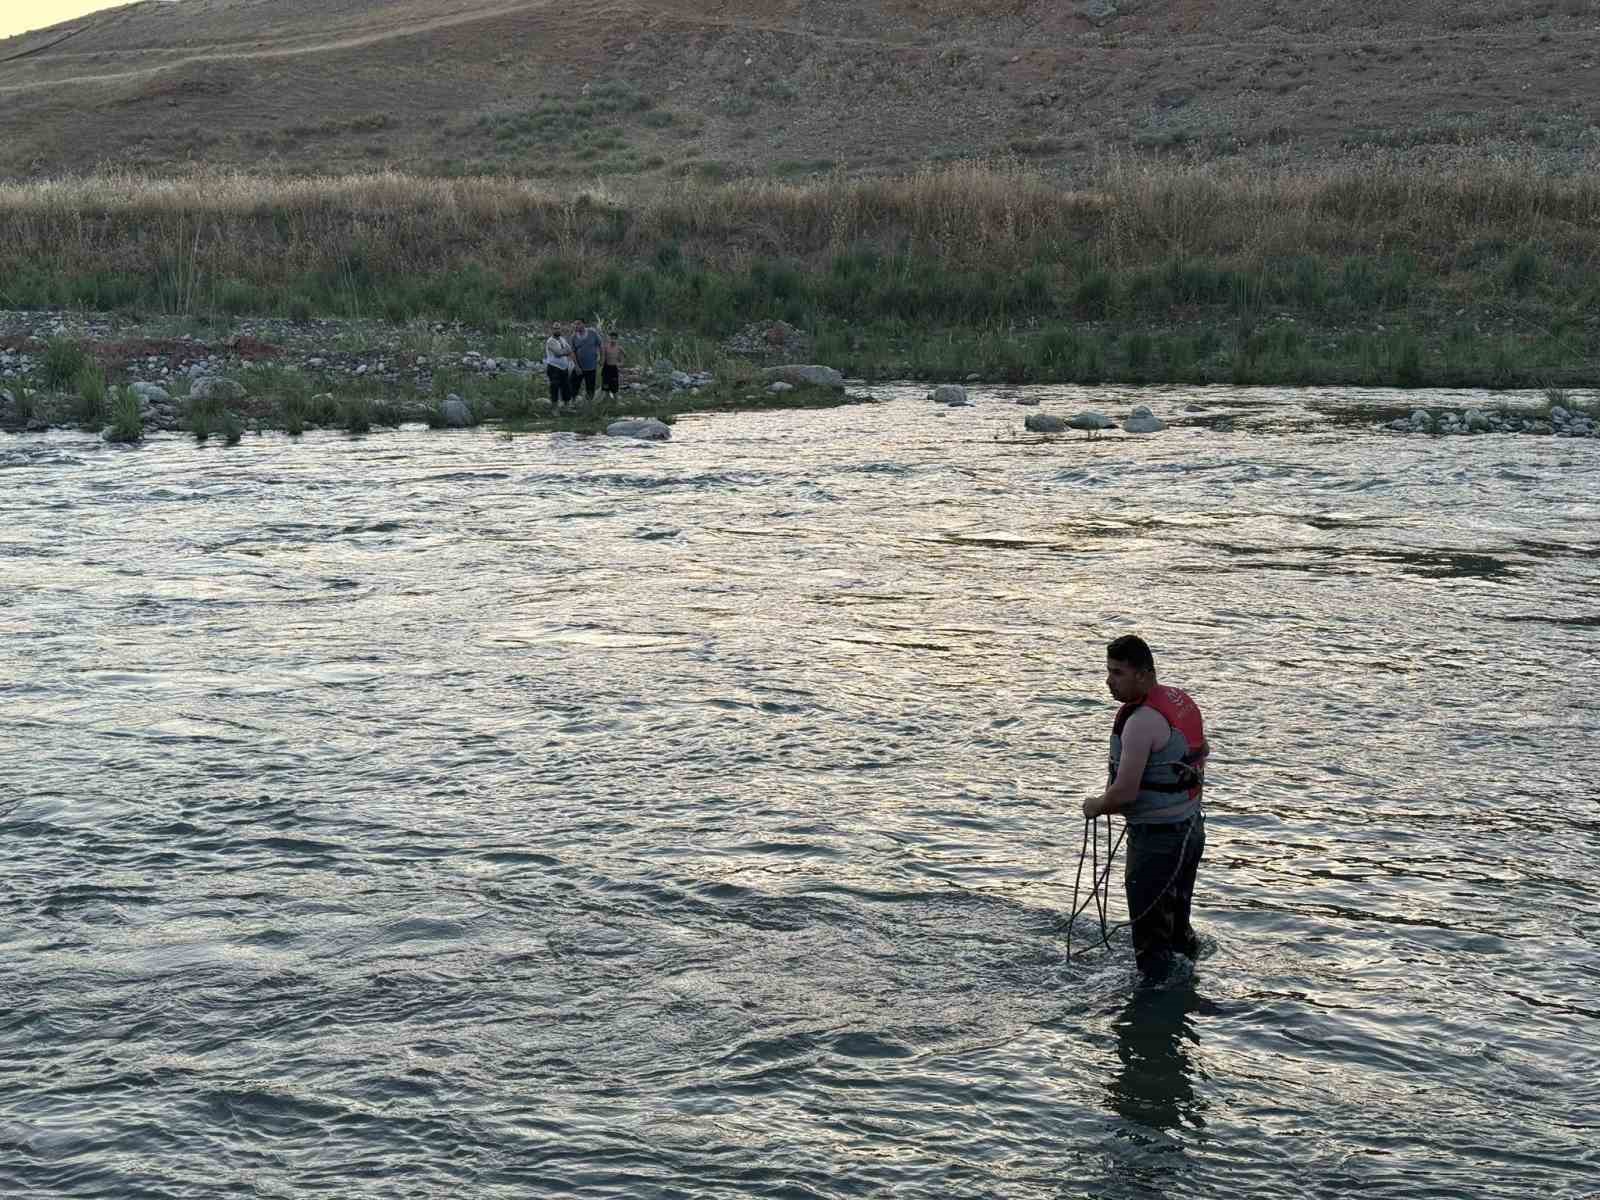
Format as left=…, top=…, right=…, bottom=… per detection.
left=1126, top=702, right=1172, bottom=744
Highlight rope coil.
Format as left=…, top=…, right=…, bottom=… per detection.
left=1063, top=812, right=1197, bottom=961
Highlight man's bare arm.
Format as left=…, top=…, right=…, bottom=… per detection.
left=1083, top=707, right=1161, bottom=818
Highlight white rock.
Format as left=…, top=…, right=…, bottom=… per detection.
left=606, top=417, right=671, bottom=440
left=1123, top=405, right=1166, bottom=434
left=768, top=381, right=795, bottom=394
left=930, top=384, right=968, bottom=405
left=763, top=364, right=845, bottom=391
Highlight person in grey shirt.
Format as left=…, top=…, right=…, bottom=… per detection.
left=570, top=319, right=602, bottom=404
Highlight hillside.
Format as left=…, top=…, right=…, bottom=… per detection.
left=1, top=0, right=1597, bottom=182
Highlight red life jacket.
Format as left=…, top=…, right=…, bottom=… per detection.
left=1109, top=684, right=1209, bottom=823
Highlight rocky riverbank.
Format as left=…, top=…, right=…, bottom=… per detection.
left=0, top=311, right=858, bottom=439
left=1381, top=402, right=1598, bottom=439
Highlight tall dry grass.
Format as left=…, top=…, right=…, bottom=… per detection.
left=2, top=157, right=1597, bottom=322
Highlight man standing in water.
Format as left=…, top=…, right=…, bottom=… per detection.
left=1083, top=635, right=1208, bottom=979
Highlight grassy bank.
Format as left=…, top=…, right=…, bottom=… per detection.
left=3, top=160, right=1598, bottom=387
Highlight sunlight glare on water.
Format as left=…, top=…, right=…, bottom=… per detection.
left=2, top=384, right=1597, bottom=1198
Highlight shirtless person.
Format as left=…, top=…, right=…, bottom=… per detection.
left=1083, top=634, right=1209, bottom=979
left=600, top=330, right=623, bottom=401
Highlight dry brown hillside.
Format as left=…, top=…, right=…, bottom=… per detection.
left=1, top=0, right=1597, bottom=181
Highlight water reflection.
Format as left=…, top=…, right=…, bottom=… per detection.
left=1107, top=986, right=1205, bottom=1133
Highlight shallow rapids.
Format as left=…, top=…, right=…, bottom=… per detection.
left=2, top=383, right=1597, bottom=1198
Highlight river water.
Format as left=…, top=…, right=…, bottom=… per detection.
left=2, top=384, right=1597, bottom=1199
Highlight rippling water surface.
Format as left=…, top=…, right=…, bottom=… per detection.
left=3, top=385, right=1598, bottom=1199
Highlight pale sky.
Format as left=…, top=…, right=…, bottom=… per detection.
left=0, top=1, right=132, bottom=41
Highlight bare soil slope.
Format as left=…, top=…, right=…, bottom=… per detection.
left=1, top=0, right=1597, bottom=180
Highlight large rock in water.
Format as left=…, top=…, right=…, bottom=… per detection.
left=606, top=417, right=671, bottom=440
left=929, top=383, right=969, bottom=405
left=1068, top=410, right=1114, bottom=430
left=442, top=395, right=473, bottom=428
left=1025, top=413, right=1068, bottom=433
left=1123, top=405, right=1166, bottom=434
left=189, top=376, right=245, bottom=403
left=763, top=364, right=844, bottom=391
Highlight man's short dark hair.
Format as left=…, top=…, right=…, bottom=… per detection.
left=1107, top=634, right=1155, bottom=673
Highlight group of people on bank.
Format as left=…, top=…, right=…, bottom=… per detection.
left=542, top=319, right=622, bottom=409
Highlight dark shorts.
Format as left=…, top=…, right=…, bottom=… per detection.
left=575, top=367, right=597, bottom=398
left=601, top=364, right=620, bottom=393
left=1124, top=812, right=1204, bottom=978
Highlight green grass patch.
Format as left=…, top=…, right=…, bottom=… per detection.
left=103, top=388, right=143, bottom=444
left=43, top=338, right=87, bottom=389
left=74, top=364, right=108, bottom=427
left=186, top=393, right=243, bottom=444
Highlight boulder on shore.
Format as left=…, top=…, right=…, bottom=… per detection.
left=606, top=417, right=671, bottom=440
left=190, top=376, right=245, bottom=403
left=763, top=364, right=845, bottom=391
left=129, top=382, right=171, bottom=403
left=1025, top=413, right=1068, bottom=433
left=442, top=395, right=473, bottom=428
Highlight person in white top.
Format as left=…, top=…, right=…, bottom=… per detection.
left=543, top=324, right=575, bottom=409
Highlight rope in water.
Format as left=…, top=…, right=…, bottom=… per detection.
left=1063, top=812, right=1198, bottom=961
